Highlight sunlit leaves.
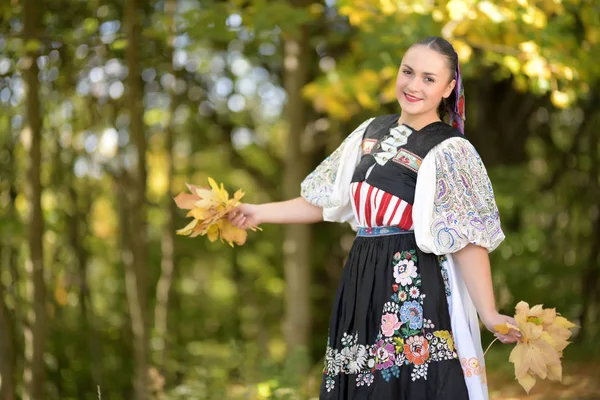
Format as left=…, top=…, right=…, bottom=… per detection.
left=303, top=0, right=600, bottom=114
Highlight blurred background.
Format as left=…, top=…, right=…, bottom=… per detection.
left=1, top=0, right=599, bottom=399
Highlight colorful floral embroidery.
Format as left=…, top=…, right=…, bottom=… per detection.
left=322, top=250, right=459, bottom=389
left=392, top=148, right=423, bottom=173
left=430, top=138, right=504, bottom=253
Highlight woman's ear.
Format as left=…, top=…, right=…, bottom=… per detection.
left=443, top=79, right=456, bottom=99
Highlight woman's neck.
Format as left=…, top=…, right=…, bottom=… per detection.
left=397, top=112, right=441, bottom=131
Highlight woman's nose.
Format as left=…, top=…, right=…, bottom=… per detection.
left=407, top=77, right=420, bottom=92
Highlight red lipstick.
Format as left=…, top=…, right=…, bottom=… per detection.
left=404, top=93, right=421, bottom=103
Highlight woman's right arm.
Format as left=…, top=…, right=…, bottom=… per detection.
left=228, top=197, right=323, bottom=229
left=229, top=118, right=375, bottom=230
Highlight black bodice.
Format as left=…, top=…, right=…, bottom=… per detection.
left=351, top=114, right=464, bottom=205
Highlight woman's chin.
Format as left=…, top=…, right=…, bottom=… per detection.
left=397, top=100, right=422, bottom=114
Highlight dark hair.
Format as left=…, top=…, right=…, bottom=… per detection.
left=411, top=36, right=458, bottom=119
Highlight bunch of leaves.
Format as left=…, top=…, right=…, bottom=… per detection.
left=493, top=301, right=577, bottom=394
left=174, top=178, right=259, bottom=247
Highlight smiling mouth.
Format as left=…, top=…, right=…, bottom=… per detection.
left=404, top=93, right=422, bottom=102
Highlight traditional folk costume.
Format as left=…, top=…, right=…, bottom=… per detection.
left=301, top=70, right=504, bottom=400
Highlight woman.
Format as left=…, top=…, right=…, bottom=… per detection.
left=229, top=36, right=519, bottom=399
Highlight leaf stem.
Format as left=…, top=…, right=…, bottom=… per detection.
left=483, top=337, right=499, bottom=357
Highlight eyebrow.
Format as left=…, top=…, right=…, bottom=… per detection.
left=401, top=64, right=438, bottom=77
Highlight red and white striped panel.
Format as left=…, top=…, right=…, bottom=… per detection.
left=350, top=181, right=414, bottom=230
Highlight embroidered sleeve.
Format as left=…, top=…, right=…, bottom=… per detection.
left=413, top=137, right=505, bottom=254
left=301, top=118, right=374, bottom=229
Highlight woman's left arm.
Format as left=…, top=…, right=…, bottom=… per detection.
left=453, top=243, right=519, bottom=343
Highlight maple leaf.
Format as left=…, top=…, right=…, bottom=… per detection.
left=491, top=302, right=577, bottom=394
left=219, top=219, right=247, bottom=247
left=174, top=178, right=260, bottom=247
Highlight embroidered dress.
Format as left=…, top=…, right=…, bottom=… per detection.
left=301, top=114, right=504, bottom=400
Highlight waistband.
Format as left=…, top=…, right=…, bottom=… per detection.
left=356, top=227, right=414, bottom=237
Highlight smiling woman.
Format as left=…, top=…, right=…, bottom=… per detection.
left=229, top=36, right=518, bottom=400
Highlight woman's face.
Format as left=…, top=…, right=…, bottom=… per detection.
left=395, top=46, right=456, bottom=120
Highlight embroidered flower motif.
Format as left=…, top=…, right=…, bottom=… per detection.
left=325, top=346, right=342, bottom=376
left=395, top=350, right=407, bottom=366
left=375, top=340, right=396, bottom=370
left=383, top=301, right=399, bottom=313
left=411, top=363, right=428, bottom=381
left=356, top=371, right=374, bottom=387
left=409, top=287, right=420, bottom=299
left=434, top=330, right=454, bottom=352
left=398, top=291, right=408, bottom=302
left=381, top=365, right=400, bottom=382
left=341, top=344, right=368, bottom=374
left=400, top=300, right=423, bottom=330
left=394, top=259, right=417, bottom=286
left=423, top=318, right=435, bottom=329
left=403, top=335, right=430, bottom=365
left=341, top=332, right=357, bottom=347
left=325, top=376, right=335, bottom=392
left=381, top=313, right=403, bottom=337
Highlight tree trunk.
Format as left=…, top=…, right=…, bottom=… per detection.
left=154, top=0, right=177, bottom=376
left=0, top=278, right=16, bottom=400
left=0, top=115, right=17, bottom=400
left=22, top=0, right=47, bottom=398
left=281, top=0, right=313, bottom=356
left=66, top=183, right=103, bottom=390
left=579, top=110, right=600, bottom=340
left=124, top=0, right=150, bottom=397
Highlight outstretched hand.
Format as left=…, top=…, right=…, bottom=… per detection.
left=227, top=203, right=261, bottom=230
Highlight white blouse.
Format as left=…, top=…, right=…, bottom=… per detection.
left=300, top=118, right=373, bottom=231
left=300, top=119, right=505, bottom=252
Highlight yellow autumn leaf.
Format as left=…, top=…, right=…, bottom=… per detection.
left=547, top=361, right=562, bottom=381
left=516, top=372, right=536, bottom=394
left=194, top=188, right=220, bottom=209
left=174, top=178, right=259, bottom=247
left=176, top=219, right=198, bottom=235
left=206, top=224, right=219, bottom=242
left=186, top=207, right=211, bottom=220
left=208, top=177, right=229, bottom=204
left=494, top=323, right=511, bottom=335
left=220, top=220, right=247, bottom=247
left=554, top=315, right=577, bottom=329
left=496, top=301, right=576, bottom=394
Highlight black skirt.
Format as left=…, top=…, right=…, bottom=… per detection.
left=320, top=227, right=469, bottom=400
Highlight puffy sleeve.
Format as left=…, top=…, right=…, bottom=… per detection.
left=413, top=137, right=505, bottom=254
left=301, top=118, right=374, bottom=230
